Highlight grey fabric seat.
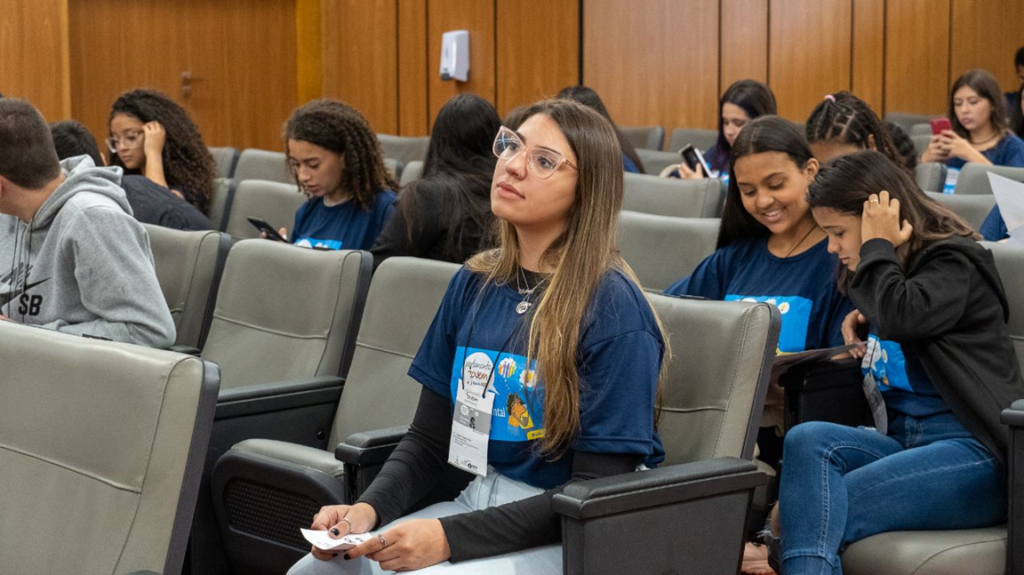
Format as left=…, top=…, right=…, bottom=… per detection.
left=909, top=122, right=932, bottom=136
left=636, top=148, right=686, bottom=176
left=916, top=162, right=946, bottom=193
left=668, top=127, right=718, bottom=153
left=984, top=242, right=1024, bottom=363
left=399, top=159, right=424, bottom=187
left=144, top=224, right=231, bottom=349
left=209, top=257, right=459, bottom=574
left=885, top=112, right=939, bottom=134
left=620, top=124, right=665, bottom=150
left=955, top=163, right=1024, bottom=195
left=377, top=134, right=430, bottom=166
left=208, top=177, right=237, bottom=232
left=623, top=172, right=724, bottom=218
left=912, top=134, right=932, bottom=157
left=234, top=149, right=292, bottom=184
left=382, top=157, right=400, bottom=180
left=223, top=179, right=306, bottom=242
left=925, top=191, right=996, bottom=230
left=0, top=321, right=219, bottom=575
left=617, top=211, right=719, bottom=293
left=201, top=240, right=371, bottom=390
left=209, top=146, right=240, bottom=179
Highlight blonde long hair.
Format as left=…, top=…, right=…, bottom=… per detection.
left=466, top=99, right=669, bottom=458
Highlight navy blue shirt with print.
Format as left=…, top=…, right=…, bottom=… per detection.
left=408, top=267, right=666, bottom=490
left=291, top=190, right=396, bottom=250
left=863, top=332, right=949, bottom=418
left=665, top=238, right=853, bottom=353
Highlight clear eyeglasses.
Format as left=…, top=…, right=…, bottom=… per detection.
left=492, top=126, right=577, bottom=179
left=105, top=130, right=144, bottom=154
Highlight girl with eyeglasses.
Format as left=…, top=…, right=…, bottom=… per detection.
left=288, top=99, right=668, bottom=575
left=108, top=89, right=216, bottom=215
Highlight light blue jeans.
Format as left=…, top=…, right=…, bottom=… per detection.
left=778, top=413, right=1006, bottom=575
left=287, top=468, right=561, bottom=575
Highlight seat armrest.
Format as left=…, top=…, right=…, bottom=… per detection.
left=1002, top=398, right=1024, bottom=574
left=233, top=438, right=344, bottom=478
left=168, top=345, right=201, bottom=356
left=552, top=457, right=764, bottom=520
left=215, top=375, right=344, bottom=419
left=1000, top=399, right=1024, bottom=427
left=126, top=571, right=162, bottom=575
left=336, top=426, right=408, bottom=502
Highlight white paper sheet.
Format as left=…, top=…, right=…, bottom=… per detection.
left=986, top=171, right=1024, bottom=244
left=300, top=529, right=374, bottom=550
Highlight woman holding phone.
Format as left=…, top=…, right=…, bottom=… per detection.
left=287, top=99, right=667, bottom=574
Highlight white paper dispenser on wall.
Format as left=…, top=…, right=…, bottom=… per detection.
left=440, top=30, right=470, bottom=82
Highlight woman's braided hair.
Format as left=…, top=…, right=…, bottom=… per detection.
left=284, top=99, right=396, bottom=209
left=806, top=92, right=909, bottom=172
left=109, top=89, right=216, bottom=214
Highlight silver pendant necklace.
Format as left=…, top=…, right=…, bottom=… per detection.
left=514, top=269, right=545, bottom=315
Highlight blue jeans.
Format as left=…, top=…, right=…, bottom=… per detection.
left=778, top=413, right=1006, bottom=575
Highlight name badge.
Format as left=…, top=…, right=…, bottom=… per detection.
left=449, top=351, right=497, bottom=476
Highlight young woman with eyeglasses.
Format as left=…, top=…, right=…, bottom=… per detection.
left=287, top=99, right=668, bottom=575
left=108, top=89, right=216, bottom=214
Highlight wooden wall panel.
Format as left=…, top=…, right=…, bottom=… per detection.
left=851, top=0, right=885, bottom=114
left=584, top=0, right=719, bottom=133
left=427, top=0, right=495, bottom=127
left=884, top=0, right=951, bottom=115
left=770, top=0, right=852, bottom=122
left=296, top=0, right=323, bottom=105
left=397, top=0, right=429, bottom=136
left=320, top=0, right=399, bottom=135
left=721, top=0, right=768, bottom=88
left=0, top=0, right=70, bottom=121
left=949, top=0, right=1024, bottom=94
left=495, top=0, right=578, bottom=115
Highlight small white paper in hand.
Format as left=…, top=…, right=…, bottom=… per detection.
left=986, top=171, right=1024, bottom=244
left=300, top=529, right=374, bottom=550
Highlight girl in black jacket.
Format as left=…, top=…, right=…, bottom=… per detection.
left=771, top=150, right=1024, bottom=575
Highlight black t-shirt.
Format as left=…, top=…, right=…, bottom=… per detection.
left=121, top=175, right=213, bottom=231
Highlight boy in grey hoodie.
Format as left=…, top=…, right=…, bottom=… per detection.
left=0, top=98, right=175, bottom=348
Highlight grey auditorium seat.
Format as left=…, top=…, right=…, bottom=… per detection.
left=668, top=127, right=718, bottom=153
left=925, top=191, right=996, bottom=230
left=208, top=178, right=237, bottom=232
left=985, top=242, right=1024, bottom=363
left=618, top=211, right=719, bottom=293
left=377, top=134, right=430, bottom=166
left=909, top=122, right=932, bottom=136
left=885, top=112, right=938, bottom=134
left=382, top=157, right=401, bottom=181
left=234, top=149, right=292, bottom=184
left=399, top=159, right=424, bottom=187
left=209, top=146, right=240, bottom=179
left=637, top=148, right=685, bottom=176
left=955, top=163, right=1024, bottom=195
left=0, top=321, right=219, bottom=575
left=223, top=179, right=306, bottom=242
left=144, top=224, right=231, bottom=350
left=620, top=124, right=665, bottom=150
left=915, top=162, right=946, bottom=193
left=912, top=134, right=932, bottom=157
left=337, top=296, right=780, bottom=575
left=623, top=172, right=724, bottom=218
left=210, top=257, right=459, bottom=574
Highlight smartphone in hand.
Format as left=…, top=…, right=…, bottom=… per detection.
left=678, top=145, right=711, bottom=178
left=930, top=117, right=952, bottom=136
left=247, top=217, right=286, bottom=242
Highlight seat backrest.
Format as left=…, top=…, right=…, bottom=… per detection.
left=650, top=296, right=780, bottom=464
left=0, top=321, right=219, bottom=575
left=912, top=134, right=931, bottom=156
left=330, top=257, right=461, bottom=445
left=885, top=112, right=938, bottom=134
left=202, top=240, right=372, bottom=389
left=144, top=224, right=231, bottom=349
left=620, top=125, right=665, bottom=150
left=623, top=172, right=723, bottom=218
left=668, top=127, right=718, bottom=153
left=618, top=211, right=720, bottom=293
left=234, top=149, right=293, bottom=184
left=209, top=177, right=237, bottom=232
left=400, top=160, right=425, bottom=187
left=636, top=148, right=685, bottom=176
left=925, top=191, right=996, bottom=230
left=955, top=163, right=1024, bottom=195
left=209, top=146, right=241, bottom=179
left=383, top=157, right=401, bottom=181
left=916, top=162, right=947, bottom=193
left=377, top=134, right=430, bottom=166
left=223, top=179, right=307, bottom=242
left=909, top=122, right=932, bottom=136
left=983, top=241, right=1024, bottom=364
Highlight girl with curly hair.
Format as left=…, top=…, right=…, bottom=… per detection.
left=108, top=89, right=216, bottom=214
left=278, top=99, right=397, bottom=251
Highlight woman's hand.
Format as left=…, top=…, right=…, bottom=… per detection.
left=861, top=191, right=913, bottom=248
left=658, top=163, right=703, bottom=180
left=308, top=502, right=378, bottom=561
left=941, top=130, right=989, bottom=164
left=841, top=309, right=869, bottom=359
left=142, top=121, right=166, bottom=160
left=345, top=518, right=451, bottom=572
left=920, top=134, right=950, bottom=163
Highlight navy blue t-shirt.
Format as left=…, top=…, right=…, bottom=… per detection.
left=623, top=153, right=640, bottom=174
left=291, top=190, right=396, bottom=250
left=863, top=332, right=949, bottom=418
left=948, top=134, right=1024, bottom=241
left=408, top=267, right=666, bottom=490
left=665, top=238, right=853, bottom=353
